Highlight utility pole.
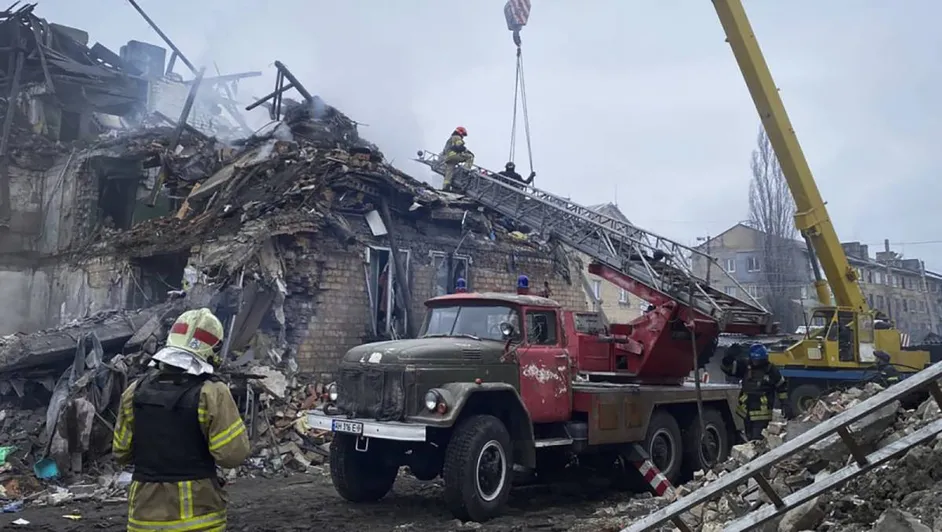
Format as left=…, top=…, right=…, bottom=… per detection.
left=884, top=239, right=894, bottom=322
left=920, top=260, right=938, bottom=334
left=696, top=235, right=712, bottom=286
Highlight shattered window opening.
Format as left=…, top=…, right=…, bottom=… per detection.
left=127, top=252, right=189, bottom=309
left=367, top=246, right=411, bottom=338
left=422, top=305, right=519, bottom=342
left=431, top=251, right=471, bottom=296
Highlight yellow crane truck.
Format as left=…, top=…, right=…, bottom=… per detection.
left=713, top=0, right=935, bottom=413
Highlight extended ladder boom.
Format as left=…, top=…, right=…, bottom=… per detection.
left=415, top=151, right=773, bottom=334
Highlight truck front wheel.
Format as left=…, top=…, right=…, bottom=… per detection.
left=329, top=434, right=398, bottom=503
left=442, top=415, right=513, bottom=522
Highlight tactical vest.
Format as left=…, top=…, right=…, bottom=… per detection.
left=131, top=372, right=217, bottom=483
left=740, top=364, right=772, bottom=395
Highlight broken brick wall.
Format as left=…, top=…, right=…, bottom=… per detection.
left=0, top=165, right=44, bottom=256
left=282, top=214, right=585, bottom=381
left=0, top=150, right=116, bottom=334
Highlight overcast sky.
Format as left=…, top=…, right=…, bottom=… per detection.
left=39, top=0, right=942, bottom=270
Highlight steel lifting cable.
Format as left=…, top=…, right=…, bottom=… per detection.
left=508, top=46, right=535, bottom=175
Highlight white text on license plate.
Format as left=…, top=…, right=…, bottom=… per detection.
left=332, top=420, right=364, bottom=435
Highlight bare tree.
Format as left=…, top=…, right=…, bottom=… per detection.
left=748, top=127, right=800, bottom=330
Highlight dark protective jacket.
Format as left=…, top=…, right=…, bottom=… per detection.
left=113, top=368, right=251, bottom=532
left=721, top=350, right=787, bottom=422
left=876, top=359, right=902, bottom=385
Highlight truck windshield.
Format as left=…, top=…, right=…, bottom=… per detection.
left=422, top=305, right=519, bottom=341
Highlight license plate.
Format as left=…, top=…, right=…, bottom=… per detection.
left=332, top=420, right=364, bottom=435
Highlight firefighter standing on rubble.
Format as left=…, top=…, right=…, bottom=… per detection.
left=721, top=343, right=791, bottom=441
left=441, top=126, right=474, bottom=191
left=113, top=308, right=251, bottom=532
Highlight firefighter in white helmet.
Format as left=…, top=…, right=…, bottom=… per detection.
left=112, top=308, right=250, bottom=532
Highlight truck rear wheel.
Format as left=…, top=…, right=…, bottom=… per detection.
left=643, top=410, right=683, bottom=484
left=789, top=383, right=824, bottom=415
left=329, top=434, right=398, bottom=503
left=442, top=415, right=513, bottom=523
left=682, top=408, right=729, bottom=474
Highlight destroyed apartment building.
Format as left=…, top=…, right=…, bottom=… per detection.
left=0, top=5, right=588, bottom=492
left=0, top=8, right=587, bottom=381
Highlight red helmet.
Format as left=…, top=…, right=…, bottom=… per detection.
left=454, top=126, right=467, bottom=137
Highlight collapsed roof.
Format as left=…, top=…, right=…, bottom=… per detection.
left=84, top=91, right=549, bottom=278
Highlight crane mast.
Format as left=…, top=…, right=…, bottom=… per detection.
left=711, top=0, right=869, bottom=314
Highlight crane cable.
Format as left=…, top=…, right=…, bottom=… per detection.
left=508, top=43, right=535, bottom=176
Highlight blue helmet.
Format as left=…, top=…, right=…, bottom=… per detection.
left=749, top=344, right=769, bottom=362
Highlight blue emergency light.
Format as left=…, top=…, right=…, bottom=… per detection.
left=455, top=277, right=468, bottom=293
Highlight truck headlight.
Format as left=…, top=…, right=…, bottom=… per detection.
left=424, top=389, right=446, bottom=413
left=327, top=382, right=339, bottom=402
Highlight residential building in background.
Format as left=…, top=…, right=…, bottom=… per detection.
left=577, top=203, right=646, bottom=323
left=693, top=223, right=942, bottom=340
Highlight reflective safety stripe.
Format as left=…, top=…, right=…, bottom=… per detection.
left=178, top=481, right=194, bottom=520
left=209, top=419, right=246, bottom=452
left=197, top=408, right=207, bottom=425
left=114, top=401, right=134, bottom=452
left=128, top=510, right=226, bottom=531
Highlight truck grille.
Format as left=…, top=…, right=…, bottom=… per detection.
left=336, top=367, right=406, bottom=421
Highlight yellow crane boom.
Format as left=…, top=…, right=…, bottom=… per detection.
left=712, top=0, right=868, bottom=314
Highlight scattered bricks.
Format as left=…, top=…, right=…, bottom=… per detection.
left=810, top=401, right=900, bottom=463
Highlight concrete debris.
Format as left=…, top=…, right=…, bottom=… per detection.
left=579, top=384, right=942, bottom=532
left=872, top=509, right=931, bottom=532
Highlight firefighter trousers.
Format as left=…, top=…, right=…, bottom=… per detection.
left=443, top=152, right=474, bottom=190
left=127, top=478, right=228, bottom=531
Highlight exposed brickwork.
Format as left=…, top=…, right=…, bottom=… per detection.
left=280, top=214, right=586, bottom=379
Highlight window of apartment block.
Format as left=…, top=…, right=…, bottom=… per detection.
left=800, top=286, right=809, bottom=299
left=725, top=258, right=735, bottom=273
left=747, top=285, right=758, bottom=298
left=901, top=277, right=907, bottom=290
left=919, top=300, right=925, bottom=312
left=592, top=280, right=601, bottom=300
left=867, top=294, right=874, bottom=308
left=430, top=251, right=470, bottom=297
left=902, top=299, right=909, bottom=312
left=746, top=256, right=760, bottom=272
left=876, top=295, right=885, bottom=309
left=618, top=289, right=629, bottom=304
left=367, top=246, right=412, bottom=337
left=724, top=286, right=736, bottom=297
left=875, top=272, right=883, bottom=284
left=867, top=270, right=873, bottom=283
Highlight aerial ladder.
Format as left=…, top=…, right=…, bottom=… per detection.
left=415, top=150, right=774, bottom=337
left=618, top=1, right=942, bottom=530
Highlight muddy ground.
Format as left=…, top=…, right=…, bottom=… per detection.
left=0, top=468, right=651, bottom=532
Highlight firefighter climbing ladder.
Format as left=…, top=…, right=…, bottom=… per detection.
left=620, top=360, right=942, bottom=532
left=413, top=152, right=772, bottom=333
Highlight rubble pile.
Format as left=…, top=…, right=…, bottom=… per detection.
left=0, top=312, right=334, bottom=514
left=579, top=384, right=942, bottom=532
